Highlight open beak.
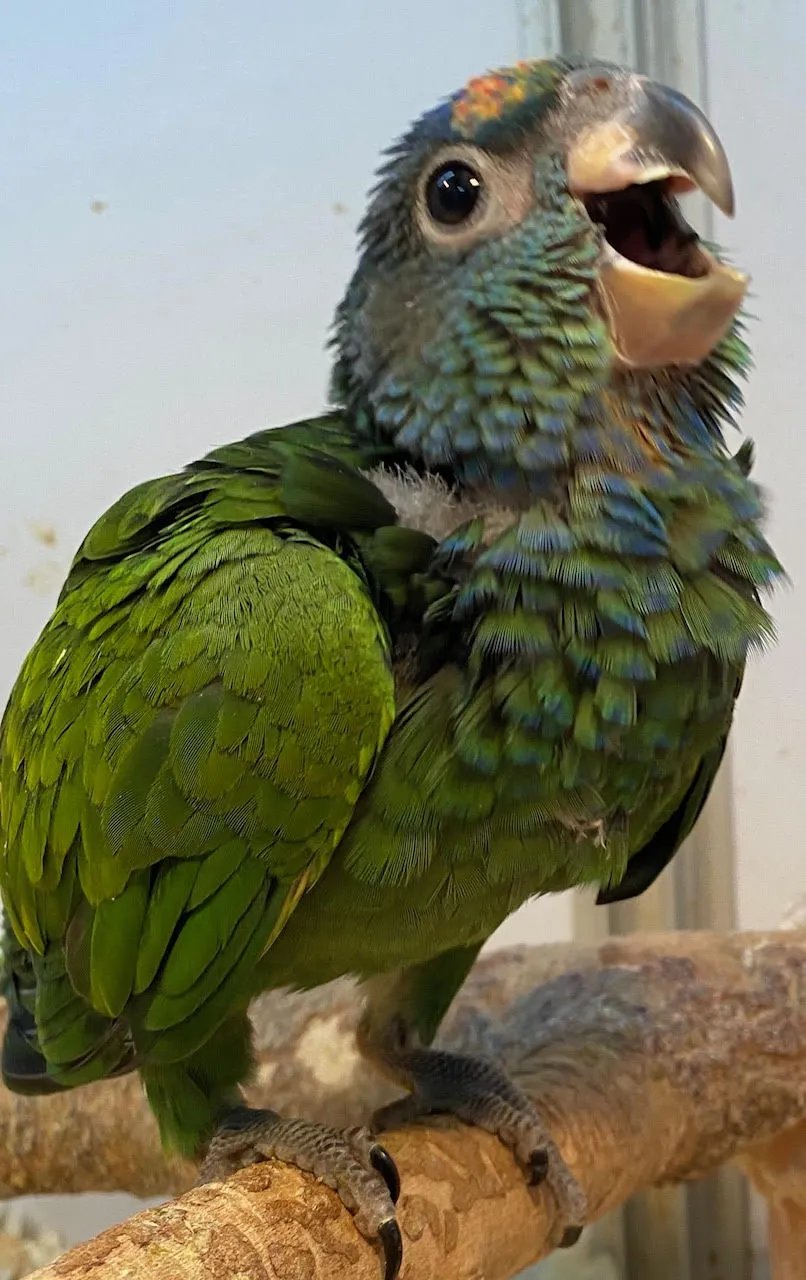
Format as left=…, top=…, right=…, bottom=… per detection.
left=564, top=66, right=748, bottom=369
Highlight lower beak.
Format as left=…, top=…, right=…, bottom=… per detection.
left=597, top=249, right=747, bottom=369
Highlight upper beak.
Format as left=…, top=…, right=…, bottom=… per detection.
left=562, top=65, right=747, bottom=369
left=565, top=65, right=735, bottom=216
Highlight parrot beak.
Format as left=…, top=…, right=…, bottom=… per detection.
left=564, top=67, right=748, bottom=369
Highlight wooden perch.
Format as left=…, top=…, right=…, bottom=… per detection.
left=2, top=930, right=806, bottom=1279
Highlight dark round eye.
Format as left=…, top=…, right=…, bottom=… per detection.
left=425, top=162, right=483, bottom=225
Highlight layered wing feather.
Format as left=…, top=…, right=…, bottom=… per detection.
left=0, top=418, right=397, bottom=1074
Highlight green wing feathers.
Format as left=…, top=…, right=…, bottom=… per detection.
left=0, top=419, right=396, bottom=1080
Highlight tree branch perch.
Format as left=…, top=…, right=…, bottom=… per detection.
left=2, top=931, right=805, bottom=1279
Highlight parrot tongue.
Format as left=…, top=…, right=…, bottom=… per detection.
left=563, top=67, right=748, bottom=368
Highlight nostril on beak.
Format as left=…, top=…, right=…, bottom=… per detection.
left=564, top=66, right=620, bottom=99
left=588, top=75, right=614, bottom=95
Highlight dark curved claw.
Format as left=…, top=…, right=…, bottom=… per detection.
left=370, top=1142, right=401, bottom=1204
left=378, top=1217, right=404, bottom=1280
left=527, top=1147, right=549, bottom=1186
left=559, top=1225, right=584, bottom=1249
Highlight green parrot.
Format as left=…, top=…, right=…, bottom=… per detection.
left=0, top=57, right=782, bottom=1278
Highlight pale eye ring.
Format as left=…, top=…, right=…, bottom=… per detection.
left=425, top=162, right=484, bottom=225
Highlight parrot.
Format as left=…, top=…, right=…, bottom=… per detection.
left=0, top=56, right=783, bottom=1280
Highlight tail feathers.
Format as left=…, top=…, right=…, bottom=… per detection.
left=2, top=1006, right=70, bottom=1096
left=1, top=929, right=137, bottom=1095
left=1, top=932, right=68, bottom=1095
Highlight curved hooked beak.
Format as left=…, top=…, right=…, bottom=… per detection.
left=563, top=66, right=748, bottom=369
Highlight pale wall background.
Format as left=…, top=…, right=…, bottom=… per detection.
left=0, top=0, right=803, bottom=1266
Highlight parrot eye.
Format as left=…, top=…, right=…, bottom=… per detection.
left=425, top=163, right=483, bottom=225
left=416, top=146, right=533, bottom=248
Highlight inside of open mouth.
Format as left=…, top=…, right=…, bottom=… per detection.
left=584, top=179, right=710, bottom=279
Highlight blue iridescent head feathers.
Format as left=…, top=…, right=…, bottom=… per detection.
left=330, top=57, right=749, bottom=492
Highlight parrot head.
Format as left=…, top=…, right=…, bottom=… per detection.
left=331, top=58, right=748, bottom=487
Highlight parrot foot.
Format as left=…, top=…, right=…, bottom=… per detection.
left=199, top=1106, right=402, bottom=1280
left=371, top=1048, right=586, bottom=1250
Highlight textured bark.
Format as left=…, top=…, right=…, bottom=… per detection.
left=737, top=1120, right=806, bottom=1280
left=1, top=931, right=804, bottom=1279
